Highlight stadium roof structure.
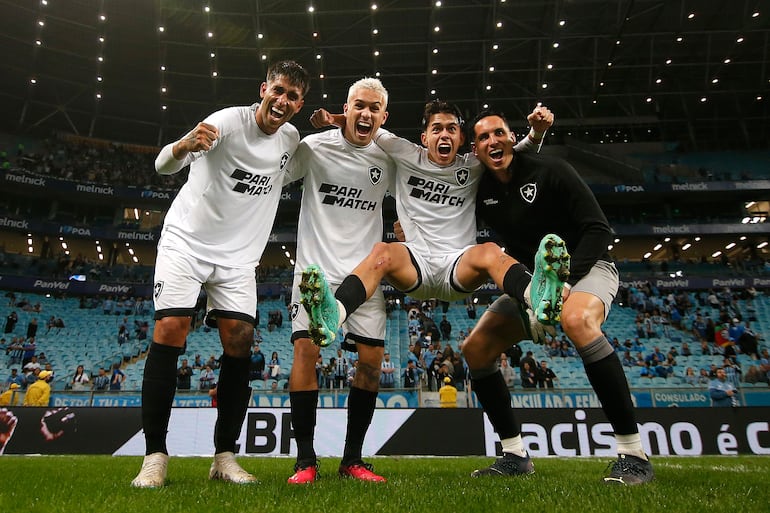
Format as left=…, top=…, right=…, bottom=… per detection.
left=1, top=0, right=768, bottom=149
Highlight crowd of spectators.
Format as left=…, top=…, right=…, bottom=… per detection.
left=610, top=282, right=769, bottom=389
left=4, top=133, right=305, bottom=194
left=11, top=136, right=183, bottom=189
left=0, top=291, right=160, bottom=406
left=402, top=298, right=467, bottom=391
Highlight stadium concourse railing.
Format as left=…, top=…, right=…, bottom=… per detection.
left=15, top=383, right=769, bottom=409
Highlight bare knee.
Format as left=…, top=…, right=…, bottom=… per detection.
left=293, top=339, right=321, bottom=369
left=476, top=242, right=507, bottom=267
left=153, top=316, right=191, bottom=347
left=289, top=339, right=320, bottom=390
left=462, top=337, right=483, bottom=367
left=219, top=320, right=254, bottom=358
left=464, top=242, right=515, bottom=277
left=354, top=346, right=383, bottom=392
left=353, top=359, right=381, bottom=392
left=366, top=242, right=397, bottom=270
left=560, top=305, right=597, bottom=343
left=462, top=335, right=498, bottom=369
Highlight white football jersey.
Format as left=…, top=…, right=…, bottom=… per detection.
left=376, top=130, right=482, bottom=256
left=158, top=103, right=298, bottom=268
left=288, top=128, right=395, bottom=283
left=377, top=130, right=537, bottom=256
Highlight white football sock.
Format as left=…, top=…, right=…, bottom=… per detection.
left=501, top=435, right=527, bottom=457
left=615, top=434, right=647, bottom=460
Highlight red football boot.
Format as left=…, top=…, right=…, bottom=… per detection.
left=287, top=463, right=319, bottom=484
left=338, top=462, right=386, bottom=482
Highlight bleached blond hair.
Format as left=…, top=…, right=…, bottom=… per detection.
left=347, top=77, right=388, bottom=108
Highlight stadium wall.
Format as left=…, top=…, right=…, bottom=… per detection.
left=2, top=407, right=769, bottom=457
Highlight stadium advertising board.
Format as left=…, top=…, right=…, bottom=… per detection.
left=0, top=274, right=286, bottom=298
left=6, top=168, right=770, bottom=202
left=2, top=168, right=303, bottom=203
left=2, top=407, right=768, bottom=457
left=51, top=390, right=421, bottom=409
left=49, top=389, right=770, bottom=410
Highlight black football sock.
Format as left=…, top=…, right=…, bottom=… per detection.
left=141, top=342, right=180, bottom=455
left=502, top=263, right=533, bottom=305
left=471, top=371, right=521, bottom=439
left=341, top=386, right=377, bottom=465
left=214, top=353, right=251, bottom=453
left=579, top=336, right=638, bottom=435
left=289, top=390, right=319, bottom=466
left=334, top=275, right=368, bottom=320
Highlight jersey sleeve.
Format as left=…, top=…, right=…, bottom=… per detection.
left=374, top=128, right=420, bottom=159
left=513, top=134, right=537, bottom=154
left=550, top=160, right=613, bottom=284
left=155, top=143, right=191, bottom=175
left=282, top=138, right=311, bottom=184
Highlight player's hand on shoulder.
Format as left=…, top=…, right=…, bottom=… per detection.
left=182, top=122, right=219, bottom=152
left=310, top=108, right=333, bottom=128
left=527, top=105, right=554, bottom=135
left=310, top=109, right=344, bottom=129
left=310, top=109, right=334, bottom=128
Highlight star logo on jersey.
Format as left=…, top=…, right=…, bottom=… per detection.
left=153, top=281, right=164, bottom=299
left=369, top=166, right=383, bottom=185
left=280, top=152, right=290, bottom=170
left=289, top=302, right=300, bottom=321
left=520, top=183, right=537, bottom=204
left=455, top=167, right=469, bottom=186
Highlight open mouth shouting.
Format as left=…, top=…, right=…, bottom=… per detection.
left=269, top=104, right=285, bottom=123
left=488, top=148, right=505, bottom=165
left=355, top=120, right=373, bottom=137
left=437, top=142, right=452, bottom=156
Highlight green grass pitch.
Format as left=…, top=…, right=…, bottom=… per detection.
left=1, top=455, right=768, bottom=512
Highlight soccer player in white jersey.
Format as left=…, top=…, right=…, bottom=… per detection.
left=130, top=60, right=310, bottom=488
left=303, top=101, right=559, bottom=345
left=284, top=78, right=396, bottom=484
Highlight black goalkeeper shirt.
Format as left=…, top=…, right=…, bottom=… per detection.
left=475, top=152, right=612, bottom=286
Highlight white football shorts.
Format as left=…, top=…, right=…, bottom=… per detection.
left=153, top=246, right=257, bottom=324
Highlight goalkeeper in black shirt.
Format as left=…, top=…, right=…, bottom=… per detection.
left=464, top=109, right=654, bottom=485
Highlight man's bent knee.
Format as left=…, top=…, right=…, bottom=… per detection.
left=560, top=305, right=601, bottom=343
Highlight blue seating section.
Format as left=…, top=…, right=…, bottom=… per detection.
left=2, top=289, right=768, bottom=392
left=1, top=293, right=152, bottom=390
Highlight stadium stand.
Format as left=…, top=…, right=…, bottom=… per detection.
left=2, top=131, right=770, bottom=405
left=2, top=286, right=769, bottom=405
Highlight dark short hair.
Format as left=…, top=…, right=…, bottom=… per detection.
left=266, top=60, right=311, bottom=97
left=467, top=108, right=510, bottom=140
left=421, top=100, right=464, bottom=130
